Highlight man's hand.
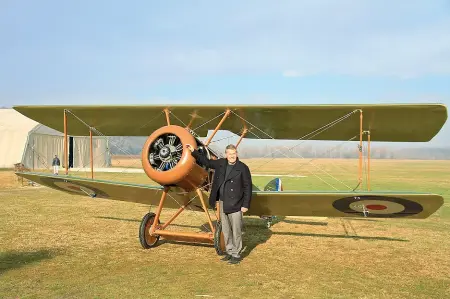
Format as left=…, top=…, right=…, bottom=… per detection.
left=185, top=144, right=194, bottom=152
left=241, top=207, right=248, bottom=213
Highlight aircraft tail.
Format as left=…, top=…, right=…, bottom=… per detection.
left=263, top=178, right=283, bottom=191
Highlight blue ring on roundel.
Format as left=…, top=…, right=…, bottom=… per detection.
left=332, top=195, right=423, bottom=218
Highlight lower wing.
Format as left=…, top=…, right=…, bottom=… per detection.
left=17, top=172, right=443, bottom=219
left=248, top=191, right=443, bottom=219
left=16, top=172, right=193, bottom=209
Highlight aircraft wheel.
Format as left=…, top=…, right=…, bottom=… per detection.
left=214, top=221, right=226, bottom=255
left=266, top=221, right=272, bottom=228
left=139, top=212, right=160, bottom=249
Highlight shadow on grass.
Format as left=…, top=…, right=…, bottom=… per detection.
left=281, top=219, right=328, bottom=226
left=345, top=218, right=381, bottom=222
left=96, top=216, right=140, bottom=223
left=200, top=218, right=274, bottom=258
left=95, top=216, right=201, bottom=230
left=272, top=231, right=408, bottom=242
left=0, top=249, right=59, bottom=274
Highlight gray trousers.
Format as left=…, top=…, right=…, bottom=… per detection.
left=219, top=200, right=243, bottom=258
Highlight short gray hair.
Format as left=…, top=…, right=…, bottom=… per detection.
left=225, top=144, right=237, bottom=152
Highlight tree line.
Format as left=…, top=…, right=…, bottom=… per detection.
left=108, top=136, right=450, bottom=160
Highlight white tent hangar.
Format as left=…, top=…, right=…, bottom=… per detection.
left=0, top=109, right=111, bottom=169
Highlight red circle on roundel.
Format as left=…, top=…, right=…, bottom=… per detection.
left=366, top=204, right=387, bottom=210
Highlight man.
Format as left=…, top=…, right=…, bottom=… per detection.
left=186, top=143, right=252, bottom=264
left=52, top=155, right=60, bottom=175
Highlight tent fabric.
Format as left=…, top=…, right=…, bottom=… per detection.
left=0, top=109, right=38, bottom=168
left=0, top=109, right=111, bottom=169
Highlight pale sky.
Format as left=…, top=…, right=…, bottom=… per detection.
left=1, top=0, right=449, bottom=146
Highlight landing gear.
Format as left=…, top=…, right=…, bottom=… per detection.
left=139, top=212, right=161, bottom=249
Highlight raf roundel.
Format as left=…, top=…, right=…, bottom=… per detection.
left=332, top=195, right=424, bottom=218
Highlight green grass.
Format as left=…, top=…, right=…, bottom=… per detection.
left=1, top=159, right=449, bottom=298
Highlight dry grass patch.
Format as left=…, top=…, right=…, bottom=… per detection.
left=1, top=159, right=449, bottom=298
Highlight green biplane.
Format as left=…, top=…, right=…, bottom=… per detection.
left=13, top=104, right=447, bottom=254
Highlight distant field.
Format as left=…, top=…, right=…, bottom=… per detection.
left=111, top=155, right=141, bottom=168
left=1, top=158, right=449, bottom=298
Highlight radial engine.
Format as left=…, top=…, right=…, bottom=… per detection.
left=141, top=125, right=217, bottom=191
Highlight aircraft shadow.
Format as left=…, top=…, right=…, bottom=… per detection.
left=279, top=218, right=328, bottom=226
left=344, top=218, right=381, bottom=222
left=199, top=218, right=273, bottom=258
left=272, top=231, right=408, bottom=242
left=0, top=249, right=59, bottom=275
left=95, top=216, right=200, bottom=230
left=96, top=216, right=140, bottom=223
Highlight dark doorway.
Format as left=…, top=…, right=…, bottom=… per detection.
left=69, top=137, right=74, bottom=168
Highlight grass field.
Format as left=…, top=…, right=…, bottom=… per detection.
left=1, top=158, right=449, bottom=298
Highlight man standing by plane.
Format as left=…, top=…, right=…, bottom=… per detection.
left=186, top=144, right=252, bottom=264
left=52, top=155, right=60, bottom=175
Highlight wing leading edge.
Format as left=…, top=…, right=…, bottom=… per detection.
left=13, top=104, right=447, bottom=141
left=17, top=172, right=443, bottom=219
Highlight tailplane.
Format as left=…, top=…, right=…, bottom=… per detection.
left=263, top=178, right=283, bottom=191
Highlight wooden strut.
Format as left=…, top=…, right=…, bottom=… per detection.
left=215, top=200, right=221, bottom=220
left=196, top=188, right=215, bottom=233
left=236, top=128, right=248, bottom=148
left=149, top=186, right=215, bottom=245
left=150, top=186, right=169, bottom=235
left=160, top=197, right=192, bottom=230
left=204, top=109, right=231, bottom=146
left=64, top=110, right=68, bottom=175
left=186, top=111, right=198, bottom=130
left=367, top=131, right=371, bottom=191
left=90, top=128, right=94, bottom=179
left=164, top=108, right=170, bottom=126
left=358, top=110, right=363, bottom=189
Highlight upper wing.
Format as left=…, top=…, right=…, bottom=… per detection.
left=17, top=172, right=443, bottom=219
left=13, top=104, right=447, bottom=141
left=248, top=191, right=444, bottom=219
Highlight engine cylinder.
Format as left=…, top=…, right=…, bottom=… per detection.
left=141, top=125, right=208, bottom=191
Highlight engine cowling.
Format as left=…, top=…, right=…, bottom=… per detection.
left=141, top=125, right=209, bottom=191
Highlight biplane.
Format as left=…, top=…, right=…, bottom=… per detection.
left=13, top=104, right=447, bottom=255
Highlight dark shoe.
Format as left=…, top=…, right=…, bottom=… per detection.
left=220, top=254, right=231, bottom=261
left=228, top=256, right=241, bottom=264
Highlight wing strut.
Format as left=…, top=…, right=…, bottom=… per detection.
left=64, top=109, right=68, bottom=175
left=367, top=130, right=371, bottom=191
left=204, top=109, right=231, bottom=146
left=358, top=109, right=363, bottom=189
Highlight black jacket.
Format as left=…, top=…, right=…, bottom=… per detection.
left=52, top=158, right=60, bottom=166
left=191, top=149, right=252, bottom=214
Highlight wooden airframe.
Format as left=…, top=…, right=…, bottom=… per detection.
left=13, top=104, right=448, bottom=254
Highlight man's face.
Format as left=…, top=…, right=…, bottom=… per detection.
left=225, top=149, right=237, bottom=164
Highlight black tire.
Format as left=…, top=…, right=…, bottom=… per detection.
left=139, top=212, right=160, bottom=249
left=214, top=220, right=225, bottom=255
